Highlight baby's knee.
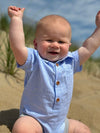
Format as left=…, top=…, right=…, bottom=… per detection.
left=12, top=116, right=42, bottom=133
left=79, top=125, right=91, bottom=133
left=68, top=119, right=91, bottom=133
left=72, top=124, right=91, bottom=133
left=12, top=124, right=40, bottom=133
left=12, top=122, right=25, bottom=133
left=12, top=122, right=30, bottom=133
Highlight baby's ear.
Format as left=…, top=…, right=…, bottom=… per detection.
left=69, top=42, right=72, bottom=47
left=33, top=39, right=37, bottom=49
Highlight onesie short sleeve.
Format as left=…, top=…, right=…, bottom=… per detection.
left=17, top=48, right=37, bottom=71
left=72, top=50, right=82, bottom=73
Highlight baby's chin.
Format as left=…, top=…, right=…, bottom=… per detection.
left=39, top=53, right=66, bottom=62
left=42, top=57, right=59, bottom=62
left=46, top=57, right=64, bottom=62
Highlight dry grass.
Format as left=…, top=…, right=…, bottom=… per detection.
left=83, top=60, right=100, bottom=78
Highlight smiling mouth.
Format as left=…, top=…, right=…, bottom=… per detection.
left=48, top=51, right=59, bottom=55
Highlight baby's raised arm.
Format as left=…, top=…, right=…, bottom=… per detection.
left=8, top=6, right=28, bottom=65
left=78, top=11, right=100, bottom=65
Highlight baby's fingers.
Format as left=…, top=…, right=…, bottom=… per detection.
left=10, top=6, right=25, bottom=13
left=9, top=6, right=21, bottom=12
left=8, top=6, right=25, bottom=18
left=21, top=8, right=25, bottom=13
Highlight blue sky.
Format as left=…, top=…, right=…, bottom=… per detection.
left=0, top=0, right=100, bottom=57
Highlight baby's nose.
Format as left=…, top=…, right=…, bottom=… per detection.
left=50, top=41, right=59, bottom=48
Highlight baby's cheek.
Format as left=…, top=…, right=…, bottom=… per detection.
left=61, top=47, right=68, bottom=56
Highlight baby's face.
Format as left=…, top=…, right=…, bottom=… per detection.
left=34, top=22, right=71, bottom=62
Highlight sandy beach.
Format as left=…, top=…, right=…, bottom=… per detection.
left=0, top=70, right=100, bottom=133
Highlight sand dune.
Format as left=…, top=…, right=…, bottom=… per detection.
left=0, top=71, right=100, bottom=133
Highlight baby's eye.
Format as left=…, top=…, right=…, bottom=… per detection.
left=58, top=41, right=65, bottom=44
left=46, top=40, right=53, bottom=43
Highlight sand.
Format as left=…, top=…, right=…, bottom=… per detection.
left=0, top=70, right=100, bottom=133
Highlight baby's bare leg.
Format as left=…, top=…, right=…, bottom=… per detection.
left=68, top=119, right=91, bottom=133
left=12, top=115, right=43, bottom=133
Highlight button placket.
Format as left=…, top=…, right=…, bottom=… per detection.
left=56, top=81, right=60, bottom=103
left=53, top=63, right=61, bottom=107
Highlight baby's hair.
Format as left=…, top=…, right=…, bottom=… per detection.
left=39, top=14, right=70, bottom=24
left=35, top=14, right=71, bottom=40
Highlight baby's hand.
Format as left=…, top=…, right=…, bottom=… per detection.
left=96, top=11, right=100, bottom=27
left=8, top=6, right=25, bottom=18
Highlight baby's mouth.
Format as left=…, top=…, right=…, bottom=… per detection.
left=48, top=51, right=59, bottom=55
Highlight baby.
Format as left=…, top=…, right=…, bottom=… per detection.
left=8, top=6, right=100, bottom=133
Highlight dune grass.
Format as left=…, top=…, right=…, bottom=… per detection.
left=83, top=58, right=100, bottom=78
left=0, top=34, right=19, bottom=77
